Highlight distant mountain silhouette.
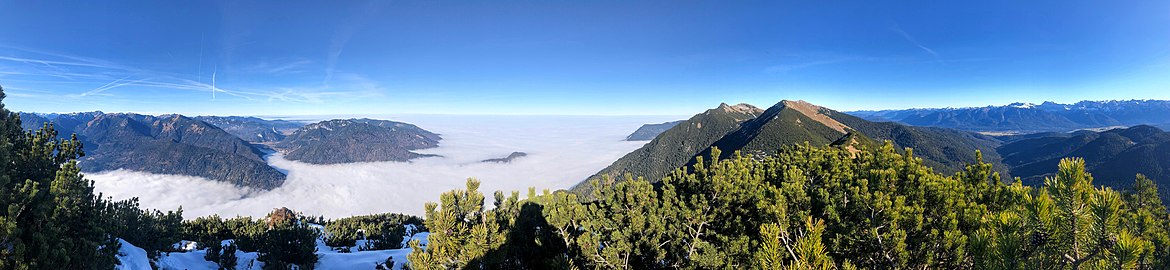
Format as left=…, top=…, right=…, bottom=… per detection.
left=624, top=120, right=683, bottom=141
left=194, top=116, right=304, bottom=143
left=482, top=152, right=528, bottom=163
left=276, top=118, right=441, bottom=164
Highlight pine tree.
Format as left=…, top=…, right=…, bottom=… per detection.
left=1120, top=174, right=1170, bottom=269
left=0, top=84, right=119, bottom=269
left=256, top=208, right=319, bottom=270
left=407, top=178, right=507, bottom=269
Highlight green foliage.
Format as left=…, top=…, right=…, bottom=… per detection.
left=104, top=198, right=184, bottom=259
left=323, top=213, right=422, bottom=251
left=0, top=85, right=140, bottom=269
left=256, top=208, right=320, bottom=270
left=0, top=85, right=190, bottom=269
left=204, top=241, right=239, bottom=270
left=575, top=103, right=761, bottom=195
left=413, top=142, right=1170, bottom=270
left=407, top=179, right=505, bottom=269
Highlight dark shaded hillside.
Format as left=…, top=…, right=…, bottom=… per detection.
left=195, top=116, right=304, bottom=143
left=624, top=120, right=683, bottom=141
left=18, top=112, right=445, bottom=187
left=900, top=106, right=1082, bottom=132
left=482, top=152, right=528, bottom=163
left=20, top=112, right=286, bottom=189
left=830, top=111, right=1007, bottom=175
left=573, top=103, right=762, bottom=194
left=999, top=125, right=1170, bottom=200
left=277, top=118, right=441, bottom=164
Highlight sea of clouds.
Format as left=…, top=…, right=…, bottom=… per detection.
left=86, top=114, right=683, bottom=219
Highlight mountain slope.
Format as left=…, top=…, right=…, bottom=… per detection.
left=696, top=100, right=849, bottom=161
left=277, top=118, right=441, bottom=164
left=829, top=110, right=1006, bottom=175
left=24, top=112, right=286, bottom=189
left=575, top=100, right=1011, bottom=195
left=999, top=125, right=1170, bottom=201
left=573, top=103, right=762, bottom=194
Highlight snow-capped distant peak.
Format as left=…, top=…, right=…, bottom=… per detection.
left=1008, top=102, right=1036, bottom=109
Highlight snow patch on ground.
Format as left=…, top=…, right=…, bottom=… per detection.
left=120, top=225, right=432, bottom=270
left=156, top=247, right=262, bottom=270
left=115, top=239, right=151, bottom=270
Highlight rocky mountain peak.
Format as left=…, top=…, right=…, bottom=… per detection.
left=717, top=102, right=763, bottom=115
left=781, top=100, right=849, bottom=134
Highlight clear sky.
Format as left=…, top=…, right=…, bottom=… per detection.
left=1, top=1, right=1168, bottom=116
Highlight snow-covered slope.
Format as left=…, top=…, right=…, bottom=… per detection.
left=116, top=225, right=430, bottom=270
left=115, top=239, right=151, bottom=270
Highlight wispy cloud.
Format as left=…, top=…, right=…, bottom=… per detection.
left=1, top=44, right=386, bottom=108
left=76, top=76, right=138, bottom=97
left=764, top=58, right=853, bottom=73
left=891, top=25, right=940, bottom=58
left=241, top=59, right=314, bottom=74
left=257, top=73, right=384, bottom=103
left=764, top=55, right=886, bottom=74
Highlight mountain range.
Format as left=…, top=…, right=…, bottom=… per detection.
left=194, top=116, right=305, bottom=143
left=590, top=100, right=1170, bottom=203
left=579, top=100, right=1006, bottom=194
left=20, top=112, right=287, bottom=189
left=850, top=100, right=1170, bottom=133
left=19, top=113, right=441, bottom=189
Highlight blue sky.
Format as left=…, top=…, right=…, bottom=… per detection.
left=1, top=0, right=1168, bottom=116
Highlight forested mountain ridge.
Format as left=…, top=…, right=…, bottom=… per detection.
left=577, top=100, right=1009, bottom=195
left=850, top=100, right=1170, bottom=133
left=573, top=102, right=763, bottom=194
left=19, top=112, right=286, bottom=189
left=828, top=107, right=1008, bottom=176
left=17, top=112, right=444, bottom=188
left=999, top=125, right=1170, bottom=200
left=277, top=118, right=442, bottom=164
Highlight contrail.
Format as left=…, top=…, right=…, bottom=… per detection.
left=211, top=67, right=217, bottom=100
left=892, top=25, right=939, bottom=58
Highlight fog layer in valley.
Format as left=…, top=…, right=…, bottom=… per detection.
left=86, top=115, right=681, bottom=218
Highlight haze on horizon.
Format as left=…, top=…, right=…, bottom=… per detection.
left=1, top=0, right=1168, bottom=116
